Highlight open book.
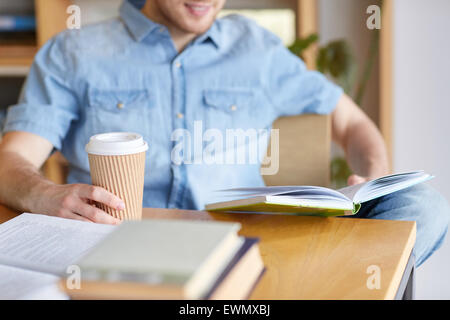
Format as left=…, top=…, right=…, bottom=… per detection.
left=0, top=213, right=264, bottom=300
left=0, top=213, right=115, bottom=299
left=205, top=171, right=433, bottom=217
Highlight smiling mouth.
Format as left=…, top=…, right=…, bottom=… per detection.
left=184, top=2, right=212, bottom=17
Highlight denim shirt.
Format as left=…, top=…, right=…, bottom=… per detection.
left=3, top=0, right=342, bottom=210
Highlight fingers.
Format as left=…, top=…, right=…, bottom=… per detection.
left=57, top=209, right=93, bottom=223
left=347, top=174, right=367, bottom=186
left=78, top=185, right=125, bottom=211
left=70, top=213, right=93, bottom=223
left=72, top=201, right=122, bottom=225
left=46, top=184, right=124, bottom=224
left=67, top=213, right=94, bottom=223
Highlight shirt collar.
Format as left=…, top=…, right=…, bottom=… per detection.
left=120, top=0, right=221, bottom=48
left=120, top=0, right=161, bottom=42
left=195, top=20, right=221, bottom=49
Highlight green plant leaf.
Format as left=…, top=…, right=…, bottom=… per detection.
left=288, top=34, right=319, bottom=58
left=330, top=156, right=352, bottom=189
left=316, top=47, right=329, bottom=73
left=315, top=40, right=357, bottom=95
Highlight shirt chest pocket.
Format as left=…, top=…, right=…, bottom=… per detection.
left=203, top=88, right=258, bottom=130
left=86, top=89, right=153, bottom=135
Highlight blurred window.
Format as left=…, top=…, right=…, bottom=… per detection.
left=219, top=9, right=296, bottom=46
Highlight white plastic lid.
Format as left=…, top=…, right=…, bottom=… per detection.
left=85, top=132, right=148, bottom=156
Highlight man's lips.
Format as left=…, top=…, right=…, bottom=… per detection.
left=184, top=2, right=212, bottom=17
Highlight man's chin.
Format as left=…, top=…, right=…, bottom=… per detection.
left=180, top=20, right=215, bottom=35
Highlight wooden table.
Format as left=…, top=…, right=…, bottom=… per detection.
left=0, top=204, right=416, bottom=300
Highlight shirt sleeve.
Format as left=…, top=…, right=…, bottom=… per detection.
left=3, top=35, right=79, bottom=150
left=264, top=40, right=343, bottom=117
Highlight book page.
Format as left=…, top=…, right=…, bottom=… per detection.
left=341, top=171, right=432, bottom=204
left=218, top=186, right=350, bottom=201
left=337, top=183, right=366, bottom=201
left=0, top=264, right=67, bottom=300
left=0, top=213, right=116, bottom=276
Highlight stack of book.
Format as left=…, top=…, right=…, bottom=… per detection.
left=62, top=219, right=264, bottom=300
left=0, top=15, right=35, bottom=32
left=0, top=15, right=36, bottom=46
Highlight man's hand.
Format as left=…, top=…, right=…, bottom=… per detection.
left=0, top=131, right=123, bottom=225
left=38, top=184, right=124, bottom=225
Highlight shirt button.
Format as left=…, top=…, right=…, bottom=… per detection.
left=230, top=105, right=237, bottom=111
left=175, top=61, right=182, bottom=68
left=117, top=102, right=125, bottom=109
left=158, top=27, right=164, bottom=33
left=176, top=113, right=184, bottom=119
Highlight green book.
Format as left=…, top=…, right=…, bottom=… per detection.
left=205, top=171, right=433, bottom=217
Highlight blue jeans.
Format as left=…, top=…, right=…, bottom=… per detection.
left=349, top=184, right=450, bottom=267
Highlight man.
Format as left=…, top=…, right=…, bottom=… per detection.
left=0, top=0, right=448, bottom=266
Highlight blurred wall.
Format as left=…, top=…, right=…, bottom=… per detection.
left=0, top=0, right=34, bottom=14
left=393, top=0, right=450, bottom=299
left=72, top=0, right=122, bottom=25
left=318, top=0, right=380, bottom=124
left=318, top=0, right=381, bottom=163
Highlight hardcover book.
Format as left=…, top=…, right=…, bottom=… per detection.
left=205, top=171, right=432, bottom=217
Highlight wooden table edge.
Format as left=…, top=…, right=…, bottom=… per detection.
left=0, top=205, right=417, bottom=300
left=384, top=221, right=416, bottom=299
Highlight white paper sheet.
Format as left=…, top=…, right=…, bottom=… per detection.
left=0, top=213, right=116, bottom=275
left=0, top=264, right=66, bottom=300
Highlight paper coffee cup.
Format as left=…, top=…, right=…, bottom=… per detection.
left=85, top=132, right=148, bottom=220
